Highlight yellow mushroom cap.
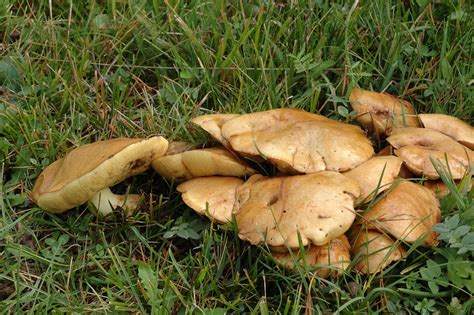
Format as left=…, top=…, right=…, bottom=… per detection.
left=362, top=181, right=441, bottom=246
left=343, top=156, right=403, bottom=204
left=220, top=108, right=374, bottom=174
left=177, top=176, right=244, bottom=224
left=234, top=172, right=360, bottom=249
left=191, top=113, right=241, bottom=147
left=272, top=235, right=351, bottom=278
left=349, top=88, right=420, bottom=136
left=30, top=137, right=169, bottom=214
left=151, top=147, right=256, bottom=181
left=388, top=127, right=473, bottom=180
left=351, top=228, right=406, bottom=274
left=419, top=113, right=474, bottom=150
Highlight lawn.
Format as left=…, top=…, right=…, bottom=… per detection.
left=0, top=0, right=473, bottom=313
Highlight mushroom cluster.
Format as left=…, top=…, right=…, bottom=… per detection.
left=30, top=88, right=472, bottom=278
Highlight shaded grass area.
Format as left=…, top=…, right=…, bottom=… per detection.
left=0, top=0, right=473, bottom=313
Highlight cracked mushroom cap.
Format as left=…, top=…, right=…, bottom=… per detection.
left=30, top=137, right=169, bottom=214
left=361, top=181, right=441, bottom=246
left=343, top=156, right=403, bottom=204
left=234, top=172, right=360, bottom=249
left=349, top=88, right=420, bottom=136
left=419, top=114, right=474, bottom=150
left=177, top=176, right=243, bottom=224
left=387, top=128, right=473, bottom=180
left=272, top=235, right=351, bottom=278
left=221, top=108, right=374, bottom=174
left=191, top=113, right=240, bottom=147
left=351, top=228, right=406, bottom=274
left=151, top=147, right=256, bottom=181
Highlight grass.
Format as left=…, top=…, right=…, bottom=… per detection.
left=0, top=0, right=473, bottom=313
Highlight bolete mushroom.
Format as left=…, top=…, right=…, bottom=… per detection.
left=361, top=181, right=441, bottom=246
left=419, top=114, right=474, bottom=150
left=272, top=235, right=351, bottom=278
left=30, top=137, right=169, bottom=217
left=349, top=88, right=420, bottom=136
left=234, top=172, right=360, bottom=249
left=191, top=113, right=240, bottom=148
left=343, top=156, right=403, bottom=204
left=220, top=108, right=374, bottom=174
left=177, top=176, right=244, bottom=224
left=151, top=147, right=256, bottom=181
left=351, top=228, right=406, bottom=274
left=387, top=128, right=473, bottom=179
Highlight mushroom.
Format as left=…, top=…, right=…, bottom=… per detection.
left=343, top=156, right=403, bottom=204
left=419, top=114, right=474, bottom=150
left=361, top=181, right=441, bottom=246
left=234, top=172, right=360, bottom=249
left=349, top=88, right=420, bottom=136
left=423, top=179, right=473, bottom=199
left=191, top=113, right=240, bottom=148
left=272, top=235, right=351, bottom=278
left=387, top=128, right=473, bottom=179
left=177, top=176, right=244, bottom=223
left=376, top=146, right=416, bottom=179
left=30, top=137, right=169, bottom=217
left=151, top=147, right=256, bottom=181
left=220, top=108, right=374, bottom=174
left=351, top=228, right=406, bottom=274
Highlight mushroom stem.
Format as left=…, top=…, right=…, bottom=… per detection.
left=89, top=187, right=141, bottom=218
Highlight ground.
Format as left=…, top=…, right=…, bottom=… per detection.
left=0, top=1, right=473, bottom=313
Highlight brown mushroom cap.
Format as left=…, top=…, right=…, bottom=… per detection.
left=423, top=179, right=473, bottom=199
left=151, top=147, right=256, bottom=181
left=361, top=181, right=441, bottom=246
left=272, top=235, right=351, bottom=278
left=30, top=137, right=169, bottom=214
left=349, top=88, right=420, bottom=136
left=387, top=128, right=473, bottom=180
left=177, top=176, right=244, bottom=224
left=343, top=156, right=403, bottom=204
left=191, top=113, right=241, bottom=147
left=419, top=114, right=474, bottom=150
left=234, top=172, right=360, bottom=249
left=220, top=108, right=374, bottom=173
left=351, top=228, right=406, bottom=274
left=164, top=141, right=198, bottom=155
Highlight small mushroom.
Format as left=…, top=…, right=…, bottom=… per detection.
left=361, top=181, right=441, bottom=246
left=349, top=88, right=420, bottom=136
left=30, top=137, right=169, bottom=217
left=387, top=128, right=473, bottom=179
left=272, top=235, right=351, bottom=278
left=151, top=147, right=256, bottom=181
left=423, top=179, right=473, bottom=199
left=220, top=108, right=374, bottom=174
left=177, top=176, right=244, bottom=223
left=343, top=156, right=402, bottom=204
left=351, top=228, right=406, bottom=274
left=191, top=113, right=240, bottom=147
left=419, top=114, right=473, bottom=150
left=234, top=172, right=360, bottom=249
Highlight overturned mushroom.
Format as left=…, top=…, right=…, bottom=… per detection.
left=191, top=113, right=240, bottom=148
left=30, top=137, right=169, bottom=217
left=234, top=172, right=360, bottom=249
left=151, top=147, right=256, bottom=181
left=351, top=228, right=406, bottom=274
left=387, top=128, right=473, bottom=179
left=361, top=181, right=441, bottom=246
left=220, top=108, right=374, bottom=174
left=349, top=88, right=420, bottom=136
left=272, top=235, right=351, bottom=278
left=419, top=114, right=474, bottom=150
left=343, top=156, right=402, bottom=204
left=177, top=176, right=243, bottom=224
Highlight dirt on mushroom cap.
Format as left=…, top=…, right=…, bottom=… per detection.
left=233, top=172, right=360, bottom=249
